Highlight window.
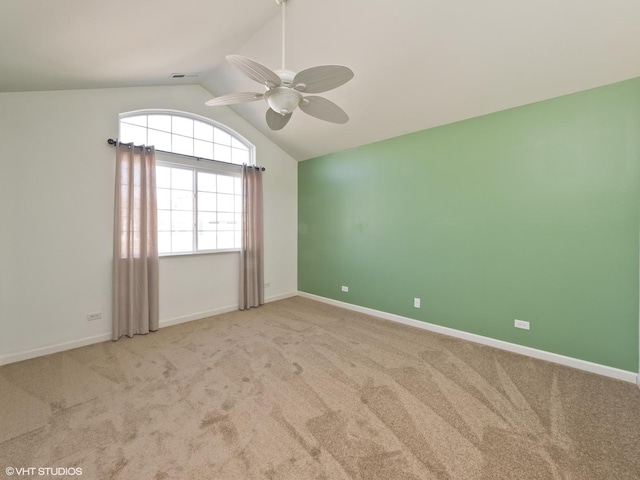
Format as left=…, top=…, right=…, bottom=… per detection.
left=119, top=111, right=252, bottom=165
left=156, top=163, right=242, bottom=254
left=119, top=110, right=254, bottom=255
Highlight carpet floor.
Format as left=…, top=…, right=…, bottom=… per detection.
left=1, top=296, right=639, bottom=479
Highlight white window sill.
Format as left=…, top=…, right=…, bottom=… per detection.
left=159, top=249, right=240, bottom=258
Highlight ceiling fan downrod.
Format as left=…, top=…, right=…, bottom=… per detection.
left=276, top=0, right=287, bottom=71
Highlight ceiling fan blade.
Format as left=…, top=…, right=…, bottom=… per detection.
left=227, top=55, right=281, bottom=88
left=299, top=96, right=349, bottom=124
left=205, top=92, right=264, bottom=106
left=266, top=108, right=292, bottom=131
left=293, top=65, right=354, bottom=93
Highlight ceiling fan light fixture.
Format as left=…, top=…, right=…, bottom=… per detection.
left=264, top=87, right=302, bottom=115
left=204, top=0, right=353, bottom=130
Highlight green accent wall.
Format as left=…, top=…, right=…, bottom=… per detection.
left=298, top=78, right=640, bottom=372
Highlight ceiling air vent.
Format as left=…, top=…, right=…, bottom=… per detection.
left=170, top=73, right=200, bottom=79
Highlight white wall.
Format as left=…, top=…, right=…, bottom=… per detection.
left=0, top=85, right=298, bottom=363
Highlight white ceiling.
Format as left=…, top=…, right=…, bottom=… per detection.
left=2, top=0, right=639, bottom=160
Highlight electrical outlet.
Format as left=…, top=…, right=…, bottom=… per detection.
left=264, top=282, right=271, bottom=288
left=87, top=311, right=102, bottom=322
left=514, top=319, right=530, bottom=330
left=341, top=285, right=349, bottom=293
left=414, top=297, right=421, bottom=308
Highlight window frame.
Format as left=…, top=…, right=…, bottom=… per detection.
left=118, top=110, right=254, bottom=257
left=156, top=153, right=242, bottom=257
left=118, top=109, right=255, bottom=167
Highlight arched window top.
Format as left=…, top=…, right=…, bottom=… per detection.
left=119, top=109, right=254, bottom=166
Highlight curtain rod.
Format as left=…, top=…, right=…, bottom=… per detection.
left=107, top=138, right=265, bottom=171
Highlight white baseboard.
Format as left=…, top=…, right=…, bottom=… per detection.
left=297, top=291, right=639, bottom=385
left=0, top=291, right=299, bottom=367
left=0, top=333, right=113, bottom=366
left=265, top=291, right=299, bottom=303
left=159, top=291, right=297, bottom=328
left=159, top=305, right=239, bottom=328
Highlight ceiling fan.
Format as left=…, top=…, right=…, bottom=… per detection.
left=205, top=0, right=354, bottom=131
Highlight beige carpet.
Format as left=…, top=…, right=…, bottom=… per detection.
left=1, top=296, right=639, bottom=479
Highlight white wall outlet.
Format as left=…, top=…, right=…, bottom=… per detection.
left=87, top=311, right=102, bottom=322
left=414, top=297, right=421, bottom=308
left=514, top=319, right=530, bottom=330
left=341, top=285, right=349, bottom=293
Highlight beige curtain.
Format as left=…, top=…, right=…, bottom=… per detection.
left=112, top=142, right=159, bottom=340
left=239, top=164, right=264, bottom=310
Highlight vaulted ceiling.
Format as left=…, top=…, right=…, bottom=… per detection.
left=2, top=0, right=639, bottom=160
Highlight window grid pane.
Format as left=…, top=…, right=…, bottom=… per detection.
left=231, top=136, right=248, bottom=149
left=122, top=115, right=147, bottom=127
left=120, top=123, right=147, bottom=145
left=121, top=113, right=252, bottom=166
left=197, top=172, right=216, bottom=192
left=214, top=128, right=231, bottom=146
left=172, top=134, right=194, bottom=156
left=232, top=148, right=250, bottom=165
left=148, top=129, right=171, bottom=151
left=217, top=175, right=234, bottom=194
left=172, top=116, right=194, bottom=137
left=194, top=121, right=214, bottom=141
left=148, top=115, right=171, bottom=132
left=194, top=140, right=214, bottom=160
left=157, top=165, right=240, bottom=254
left=156, top=166, right=171, bottom=188
left=214, top=144, right=232, bottom=163
left=198, top=231, right=216, bottom=250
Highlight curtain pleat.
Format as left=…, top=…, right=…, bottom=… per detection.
left=239, top=165, right=264, bottom=310
left=112, top=142, right=159, bottom=340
